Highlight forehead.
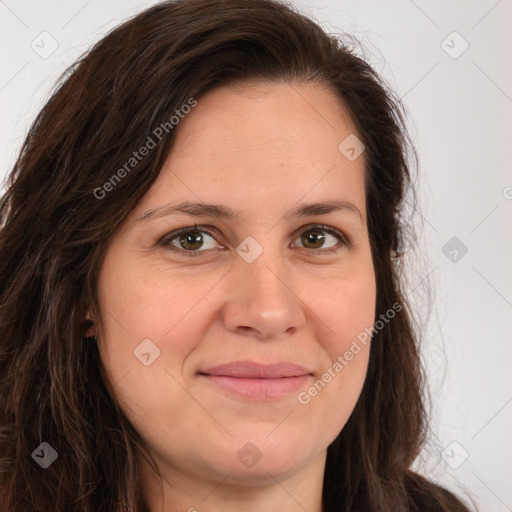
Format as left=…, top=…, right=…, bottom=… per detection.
left=132, top=82, right=367, bottom=223
left=171, top=81, right=358, bottom=156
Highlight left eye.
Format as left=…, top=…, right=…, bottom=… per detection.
left=159, top=224, right=350, bottom=257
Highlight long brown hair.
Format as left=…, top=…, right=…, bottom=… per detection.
left=0, top=0, right=475, bottom=510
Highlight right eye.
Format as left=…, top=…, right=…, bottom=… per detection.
left=159, top=224, right=225, bottom=257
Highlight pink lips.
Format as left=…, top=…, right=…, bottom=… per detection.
left=199, top=360, right=312, bottom=400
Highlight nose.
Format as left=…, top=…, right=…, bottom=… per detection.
left=222, top=250, right=306, bottom=340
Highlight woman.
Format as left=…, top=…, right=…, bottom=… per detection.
left=0, top=0, right=476, bottom=510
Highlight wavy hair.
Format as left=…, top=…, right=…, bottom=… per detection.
left=0, top=0, right=474, bottom=510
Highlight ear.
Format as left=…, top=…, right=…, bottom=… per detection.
left=85, top=310, right=98, bottom=338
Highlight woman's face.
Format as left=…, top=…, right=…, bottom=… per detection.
left=93, top=82, right=376, bottom=489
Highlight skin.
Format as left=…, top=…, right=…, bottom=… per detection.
left=88, top=81, right=376, bottom=512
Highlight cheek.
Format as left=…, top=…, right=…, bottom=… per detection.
left=314, top=262, right=376, bottom=358
left=96, top=253, right=216, bottom=360
left=299, top=263, right=375, bottom=434
left=332, top=290, right=374, bottom=351
left=94, top=254, right=213, bottom=433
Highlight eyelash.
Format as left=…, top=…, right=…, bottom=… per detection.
left=158, top=223, right=352, bottom=258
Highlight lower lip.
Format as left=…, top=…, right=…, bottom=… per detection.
left=201, top=374, right=311, bottom=400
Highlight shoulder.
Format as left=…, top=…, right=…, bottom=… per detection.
left=404, top=472, right=472, bottom=512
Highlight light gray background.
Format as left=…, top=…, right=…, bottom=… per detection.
left=1, top=1, right=511, bottom=510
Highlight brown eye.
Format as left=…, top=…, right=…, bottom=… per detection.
left=161, top=226, right=222, bottom=256
left=293, top=225, right=349, bottom=253
left=160, top=223, right=350, bottom=258
left=177, top=230, right=206, bottom=251
left=300, top=229, right=327, bottom=250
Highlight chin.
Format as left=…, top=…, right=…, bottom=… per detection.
left=203, top=428, right=320, bottom=483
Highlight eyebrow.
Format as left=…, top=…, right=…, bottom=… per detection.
left=135, top=200, right=363, bottom=224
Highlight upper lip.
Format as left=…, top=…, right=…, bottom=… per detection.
left=199, top=360, right=312, bottom=378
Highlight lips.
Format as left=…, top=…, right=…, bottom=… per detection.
left=199, top=360, right=311, bottom=378
left=198, top=360, right=313, bottom=400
